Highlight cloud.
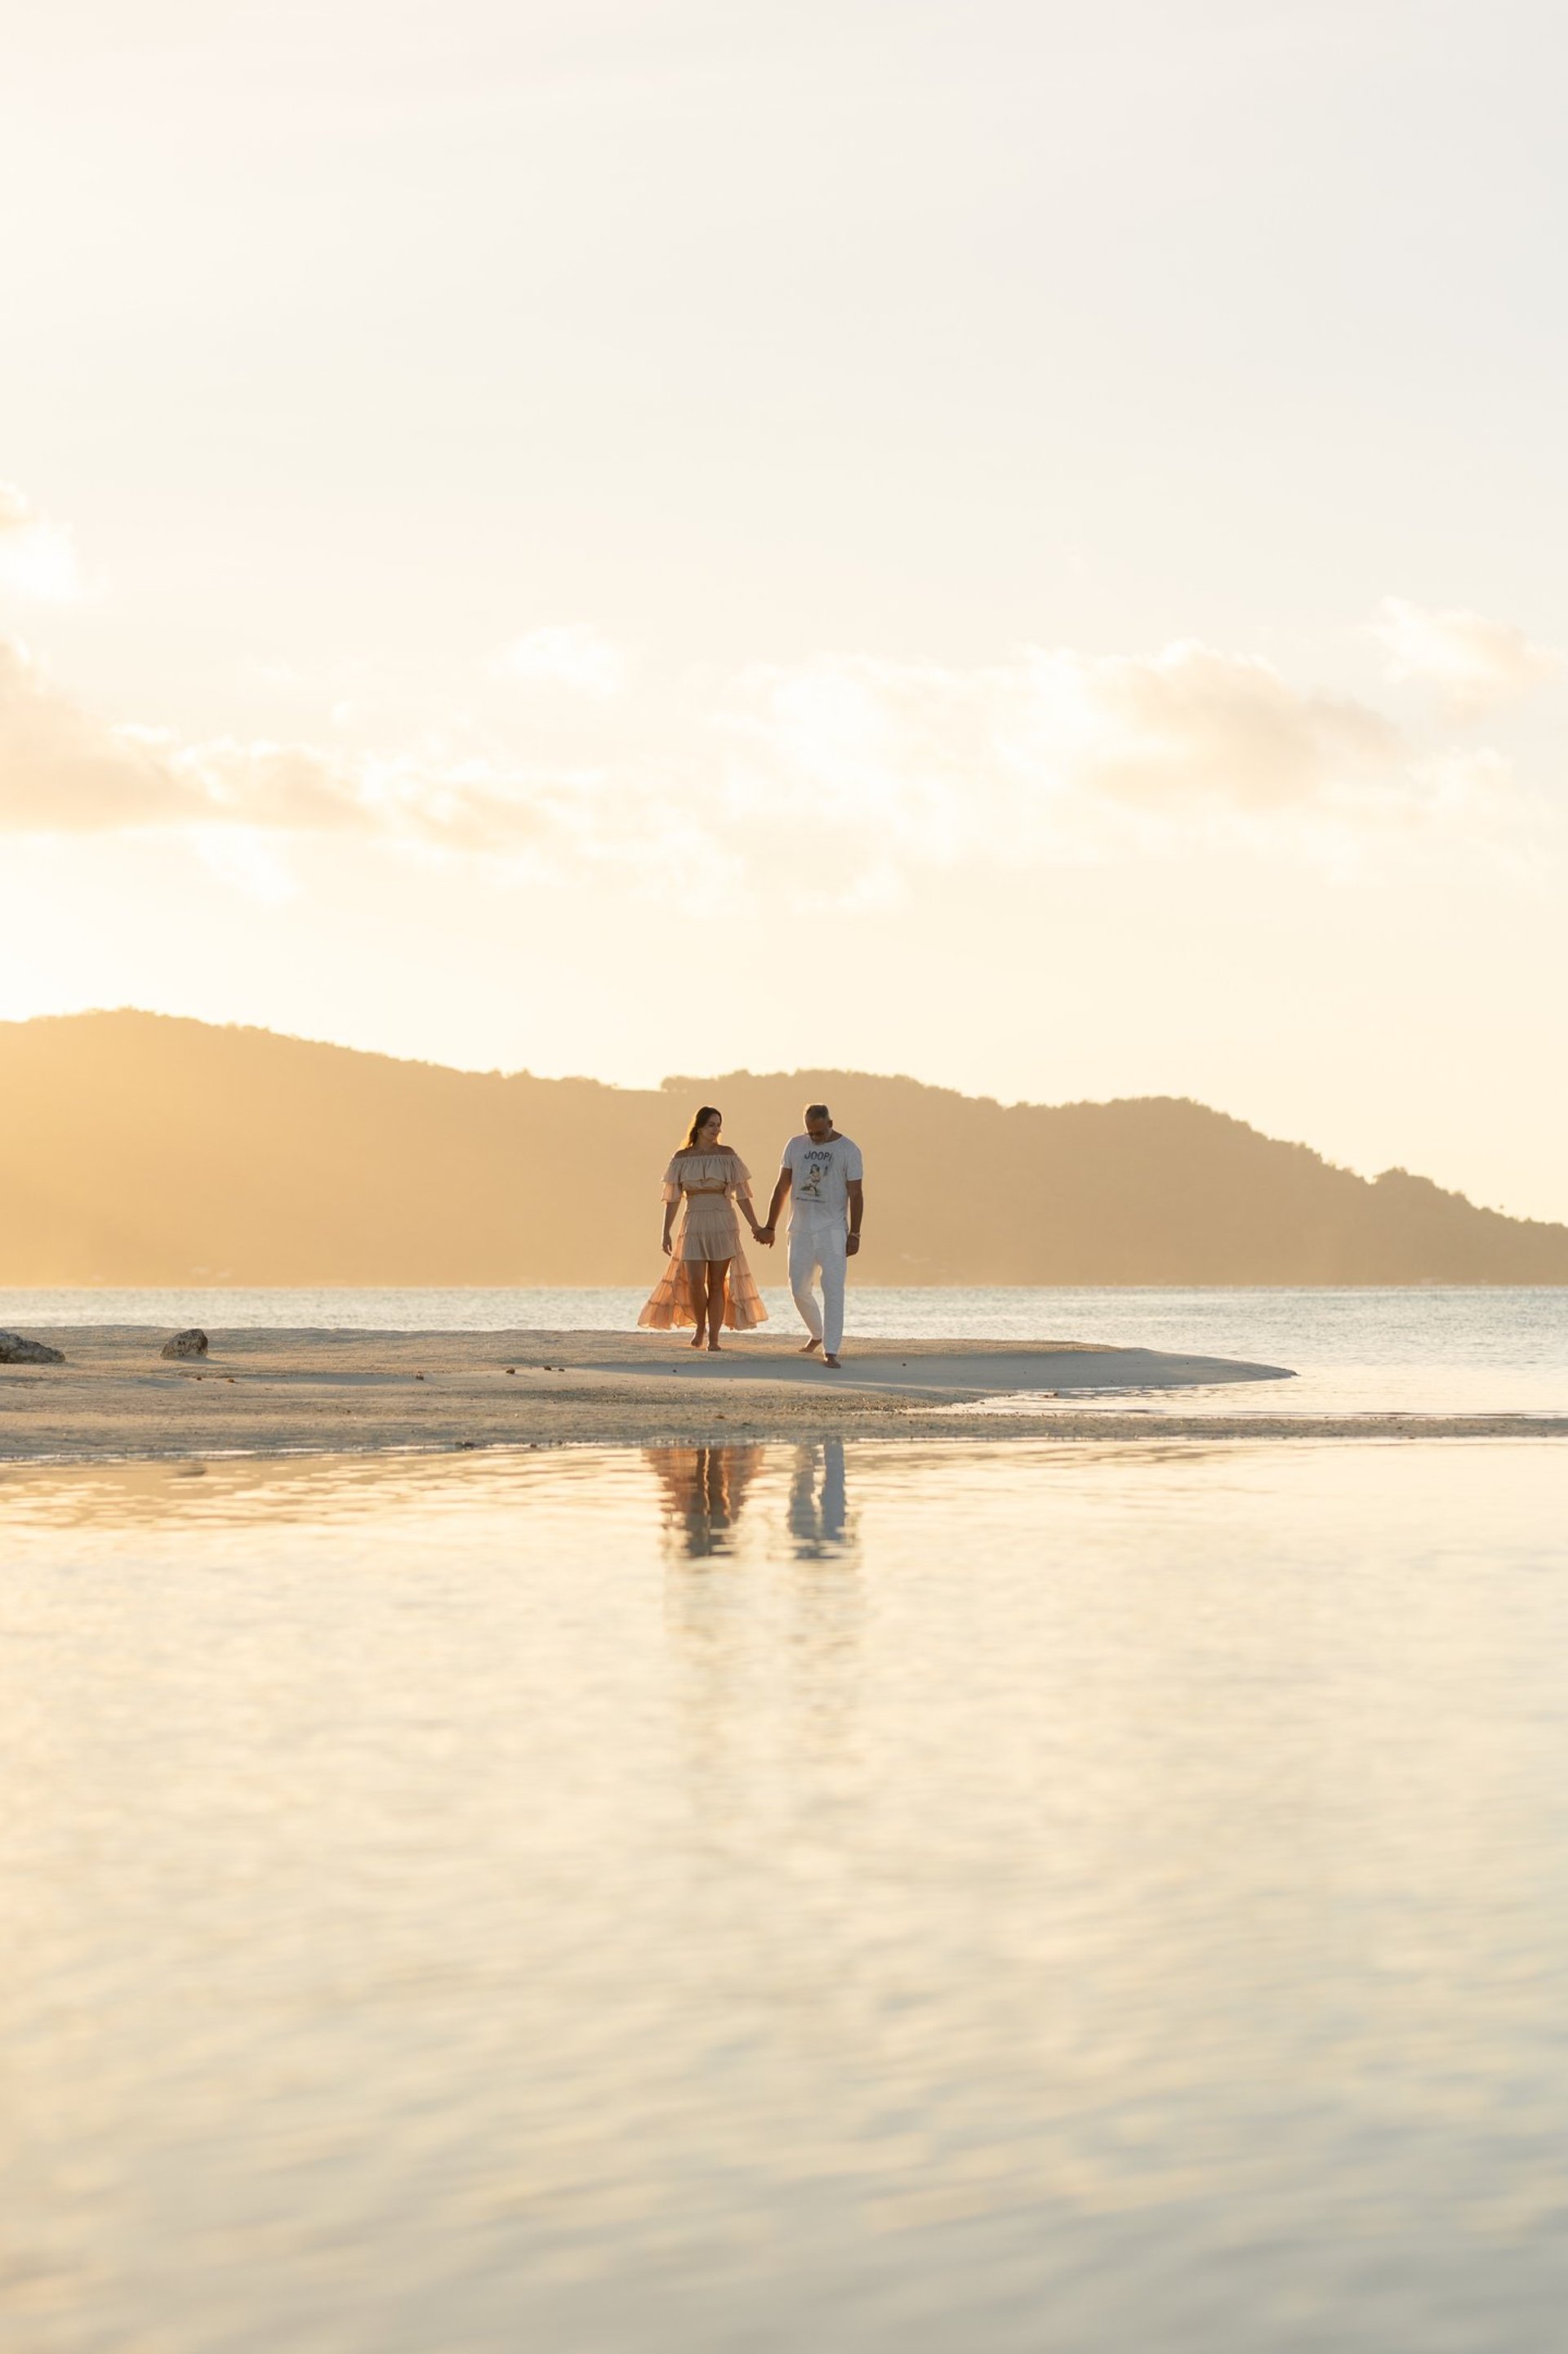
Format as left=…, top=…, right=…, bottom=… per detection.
left=0, top=484, right=82, bottom=603
left=718, top=641, right=1410, bottom=853
left=0, top=639, right=188, bottom=829
left=1368, top=597, right=1561, bottom=718
left=0, top=630, right=1542, bottom=896
left=0, top=635, right=425, bottom=837
left=0, top=633, right=664, bottom=866
left=1026, top=643, right=1401, bottom=809
left=490, top=624, right=626, bottom=699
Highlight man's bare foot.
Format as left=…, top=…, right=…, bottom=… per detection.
left=824, top=1353, right=842, bottom=1368
left=799, top=1337, right=822, bottom=1355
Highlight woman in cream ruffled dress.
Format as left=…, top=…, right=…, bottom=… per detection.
left=638, top=1105, right=768, bottom=1350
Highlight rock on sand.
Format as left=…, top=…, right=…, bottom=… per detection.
left=0, top=1331, right=65, bottom=1365
left=160, top=1329, right=210, bottom=1361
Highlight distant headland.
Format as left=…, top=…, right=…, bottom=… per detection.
left=2, top=1010, right=1565, bottom=1287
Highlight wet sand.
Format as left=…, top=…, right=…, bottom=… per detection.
left=1, top=1326, right=1563, bottom=1464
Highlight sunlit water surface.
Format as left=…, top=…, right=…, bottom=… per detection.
left=5, top=1286, right=1568, bottom=1413
left=5, top=1438, right=1568, bottom=2352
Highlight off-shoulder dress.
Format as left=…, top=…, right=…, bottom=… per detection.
left=637, top=1148, right=769, bottom=1331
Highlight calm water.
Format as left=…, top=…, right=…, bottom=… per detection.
left=5, top=1285, right=1568, bottom=1414
left=5, top=1438, right=1568, bottom=2351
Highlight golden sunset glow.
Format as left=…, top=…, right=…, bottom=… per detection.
left=7, top=17, right=1568, bottom=2346
left=3, top=1, right=1566, bottom=1217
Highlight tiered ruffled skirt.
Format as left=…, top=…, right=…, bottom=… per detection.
left=638, top=1194, right=769, bottom=1331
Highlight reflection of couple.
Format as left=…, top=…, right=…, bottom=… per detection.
left=653, top=1443, right=764, bottom=1558
left=637, top=1101, right=866, bottom=1366
left=650, top=1440, right=852, bottom=1558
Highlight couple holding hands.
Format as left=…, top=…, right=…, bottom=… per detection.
left=639, top=1102, right=865, bottom=1367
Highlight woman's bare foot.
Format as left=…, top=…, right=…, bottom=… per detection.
left=706, top=1340, right=724, bottom=1353
left=689, top=1334, right=706, bottom=1349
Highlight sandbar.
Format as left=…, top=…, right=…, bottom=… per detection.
left=0, top=1325, right=1561, bottom=1465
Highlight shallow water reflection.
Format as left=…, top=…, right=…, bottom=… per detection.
left=4, top=1438, right=1568, bottom=2351
left=652, top=1442, right=767, bottom=1558
left=788, top=1437, right=853, bottom=1557
left=648, top=1439, right=856, bottom=1563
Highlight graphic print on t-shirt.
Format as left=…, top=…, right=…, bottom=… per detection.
left=795, top=1148, right=832, bottom=1202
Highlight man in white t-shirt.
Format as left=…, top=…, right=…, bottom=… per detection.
left=759, top=1103, right=865, bottom=1368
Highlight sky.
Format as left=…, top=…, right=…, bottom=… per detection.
left=3, top=0, right=1567, bottom=1217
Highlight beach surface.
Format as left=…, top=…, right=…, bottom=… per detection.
left=2, top=1326, right=1564, bottom=1463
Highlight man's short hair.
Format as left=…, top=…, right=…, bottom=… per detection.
left=804, top=1102, right=831, bottom=1121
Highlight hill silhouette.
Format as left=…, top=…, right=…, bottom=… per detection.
left=2, top=1010, right=1564, bottom=1286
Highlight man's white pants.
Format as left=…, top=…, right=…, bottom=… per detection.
left=788, top=1215, right=849, bottom=1355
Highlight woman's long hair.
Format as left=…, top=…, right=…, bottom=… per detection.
left=684, top=1104, right=722, bottom=1150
